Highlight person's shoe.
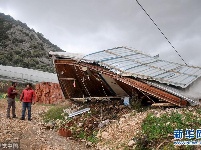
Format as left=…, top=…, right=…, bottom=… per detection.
left=28, top=118, right=32, bottom=121
left=13, top=116, right=18, bottom=118
left=7, top=116, right=11, bottom=119
left=20, top=117, right=25, bottom=120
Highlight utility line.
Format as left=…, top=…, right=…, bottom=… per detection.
left=135, top=0, right=187, bottom=65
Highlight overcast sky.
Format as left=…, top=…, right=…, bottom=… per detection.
left=0, top=0, right=201, bottom=66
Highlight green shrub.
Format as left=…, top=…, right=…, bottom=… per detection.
left=141, top=111, right=201, bottom=141
left=135, top=109, right=201, bottom=149
left=87, top=131, right=99, bottom=143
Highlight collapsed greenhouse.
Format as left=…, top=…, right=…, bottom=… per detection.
left=49, top=47, right=201, bottom=107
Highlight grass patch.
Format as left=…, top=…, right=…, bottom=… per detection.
left=142, top=111, right=201, bottom=141
left=42, top=105, right=69, bottom=123
left=87, top=131, right=99, bottom=144
left=0, top=93, right=7, bottom=99
left=135, top=108, right=201, bottom=149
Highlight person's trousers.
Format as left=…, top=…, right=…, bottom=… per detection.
left=7, top=98, right=16, bottom=118
left=21, top=102, right=32, bottom=119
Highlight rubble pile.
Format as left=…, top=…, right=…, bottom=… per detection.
left=35, top=82, right=64, bottom=104
left=58, top=100, right=131, bottom=144
left=96, top=111, right=148, bottom=150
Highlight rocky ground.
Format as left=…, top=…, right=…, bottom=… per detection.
left=0, top=99, right=95, bottom=150
left=96, top=111, right=147, bottom=150
left=2, top=97, right=199, bottom=150
left=95, top=106, right=201, bottom=150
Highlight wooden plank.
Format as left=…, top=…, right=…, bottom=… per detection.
left=60, top=78, right=76, bottom=80
left=151, top=103, right=176, bottom=107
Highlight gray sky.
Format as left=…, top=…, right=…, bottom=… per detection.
left=0, top=0, right=201, bottom=66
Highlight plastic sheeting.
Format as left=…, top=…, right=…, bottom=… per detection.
left=0, top=65, right=58, bottom=83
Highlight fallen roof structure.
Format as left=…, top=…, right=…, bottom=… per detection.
left=49, top=47, right=201, bottom=107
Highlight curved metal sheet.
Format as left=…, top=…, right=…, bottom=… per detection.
left=82, top=47, right=201, bottom=88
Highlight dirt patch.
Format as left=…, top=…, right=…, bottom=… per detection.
left=0, top=99, right=95, bottom=150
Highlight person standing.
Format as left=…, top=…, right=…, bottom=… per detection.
left=7, top=82, right=18, bottom=119
left=20, top=83, right=35, bottom=121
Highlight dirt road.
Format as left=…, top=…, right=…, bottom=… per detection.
left=0, top=99, right=95, bottom=150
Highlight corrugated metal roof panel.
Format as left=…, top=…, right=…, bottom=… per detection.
left=82, top=47, right=201, bottom=88
left=146, top=81, right=199, bottom=106
left=146, top=70, right=166, bottom=77
left=103, top=58, right=128, bottom=65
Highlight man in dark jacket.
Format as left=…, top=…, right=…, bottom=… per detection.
left=7, top=82, right=18, bottom=119
left=20, top=83, right=35, bottom=121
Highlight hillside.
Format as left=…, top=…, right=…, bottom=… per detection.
left=0, top=12, right=64, bottom=73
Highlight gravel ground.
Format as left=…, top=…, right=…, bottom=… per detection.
left=96, top=110, right=148, bottom=150
left=0, top=99, right=95, bottom=150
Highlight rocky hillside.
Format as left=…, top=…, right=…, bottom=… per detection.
left=0, top=12, right=64, bottom=73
